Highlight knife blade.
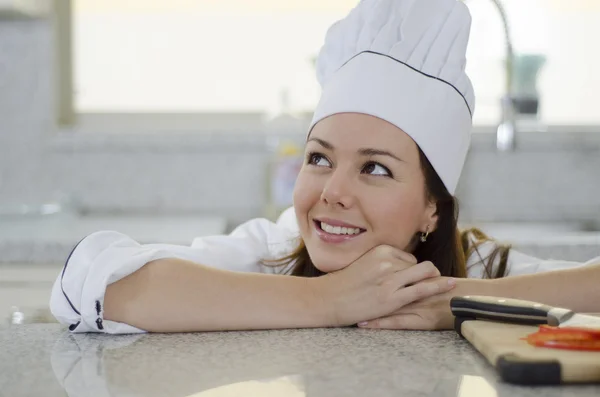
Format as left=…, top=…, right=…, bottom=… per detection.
left=450, top=295, right=600, bottom=329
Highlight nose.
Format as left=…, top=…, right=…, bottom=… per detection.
left=320, top=168, right=356, bottom=209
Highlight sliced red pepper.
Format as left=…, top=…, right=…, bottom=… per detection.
left=528, top=339, right=600, bottom=351
left=537, top=325, right=600, bottom=337
left=525, top=331, right=598, bottom=343
left=523, top=325, right=600, bottom=351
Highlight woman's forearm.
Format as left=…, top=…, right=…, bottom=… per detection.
left=489, top=262, right=600, bottom=312
left=103, top=258, right=330, bottom=332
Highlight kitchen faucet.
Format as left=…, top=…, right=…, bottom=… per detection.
left=464, top=0, right=516, bottom=151
left=489, top=0, right=517, bottom=151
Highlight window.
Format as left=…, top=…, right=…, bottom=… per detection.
left=61, top=0, right=600, bottom=129
left=66, top=0, right=355, bottom=130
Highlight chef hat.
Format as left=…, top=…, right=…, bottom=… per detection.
left=309, top=0, right=475, bottom=195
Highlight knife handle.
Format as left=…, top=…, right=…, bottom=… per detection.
left=450, top=296, right=554, bottom=325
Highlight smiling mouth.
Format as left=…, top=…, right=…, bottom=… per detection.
left=314, top=220, right=366, bottom=236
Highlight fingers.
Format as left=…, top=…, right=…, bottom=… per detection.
left=393, top=277, right=456, bottom=308
left=393, top=249, right=418, bottom=265
left=358, top=296, right=456, bottom=330
left=367, top=246, right=418, bottom=277
left=391, top=261, right=441, bottom=287
left=372, top=245, right=417, bottom=265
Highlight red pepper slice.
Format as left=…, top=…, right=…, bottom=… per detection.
left=526, top=330, right=598, bottom=342
left=523, top=325, right=600, bottom=351
left=537, top=325, right=600, bottom=337
left=528, top=339, right=600, bottom=351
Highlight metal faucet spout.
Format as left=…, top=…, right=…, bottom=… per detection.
left=465, top=0, right=517, bottom=150
left=489, top=0, right=517, bottom=151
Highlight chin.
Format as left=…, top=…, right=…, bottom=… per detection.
left=307, top=250, right=355, bottom=273
left=301, top=223, right=369, bottom=273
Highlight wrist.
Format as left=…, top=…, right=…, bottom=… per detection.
left=452, top=277, right=501, bottom=298
left=305, top=275, right=340, bottom=328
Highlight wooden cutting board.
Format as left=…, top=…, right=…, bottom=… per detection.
left=455, top=318, right=600, bottom=385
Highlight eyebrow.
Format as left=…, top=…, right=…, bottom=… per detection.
left=308, top=137, right=406, bottom=163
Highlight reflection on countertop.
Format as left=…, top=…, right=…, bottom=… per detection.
left=457, top=375, right=498, bottom=397
left=184, top=375, right=306, bottom=397
left=2, top=324, right=600, bottom=397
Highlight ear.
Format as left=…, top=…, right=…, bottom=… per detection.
left=422, top=200, right=439, bottom=233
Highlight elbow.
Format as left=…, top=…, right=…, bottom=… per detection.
left=53, top=230, right=166, bottom=333
left=103, top=259, right=166, bottom=331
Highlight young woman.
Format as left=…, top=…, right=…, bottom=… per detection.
left=50, top=0, right=600, bottom=334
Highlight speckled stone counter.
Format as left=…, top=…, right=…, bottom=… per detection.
left=2, top=324, right=599, bottom=397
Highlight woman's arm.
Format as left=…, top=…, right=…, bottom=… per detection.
left=358, top=261, right=600, bottom=330
left=53, top=227, right=454, bottom=333
left=105, top=246, right=457, bottom=333
left=104, top=258, right=330, bottom=332
left=489, top=261, right=600, bottom=312
left=51, top=223, right=323, bottom=334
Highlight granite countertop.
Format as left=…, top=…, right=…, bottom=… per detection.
left=2, top=324, right=599, bottom=397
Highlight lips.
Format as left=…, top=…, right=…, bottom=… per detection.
left=312, top=218, right=366, bottom=244
left=314, top=217, right=365, bottom=230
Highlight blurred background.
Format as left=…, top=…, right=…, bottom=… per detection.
left=1, top=0, right=599, bottom=324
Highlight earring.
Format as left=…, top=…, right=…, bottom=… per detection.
left=420, top=227, right=430, bottom=243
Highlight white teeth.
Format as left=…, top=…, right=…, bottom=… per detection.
left=320, top=222, right=362, bottom=235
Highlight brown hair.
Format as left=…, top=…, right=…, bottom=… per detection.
left=266, top=147, right=511, bottom=279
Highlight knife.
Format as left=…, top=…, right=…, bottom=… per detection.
left=450, top=295, right=600, bottom=329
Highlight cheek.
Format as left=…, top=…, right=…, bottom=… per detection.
left=370, top=193, right=424, bottom=246
left=293, top=171, right=321, bottom=221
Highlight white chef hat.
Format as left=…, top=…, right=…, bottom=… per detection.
left=309, top=0, right=475, bottom=195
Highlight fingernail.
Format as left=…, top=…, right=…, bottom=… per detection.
left=447, top=278, right=457, bottom=287
left=358, top=322, right=368, bottom=327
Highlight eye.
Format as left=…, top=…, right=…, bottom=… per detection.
left=307, top=152, right=331, bottom=167
left=362, top=161, right=393, bottom=177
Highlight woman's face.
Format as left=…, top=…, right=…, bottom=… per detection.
left=293, top=113, right=439, bottom=273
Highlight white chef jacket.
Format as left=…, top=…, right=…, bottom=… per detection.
left=49, top=207, right=600, bottom=335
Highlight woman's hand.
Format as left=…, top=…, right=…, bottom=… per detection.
left=310, top=245, right=457, bottom=327
left=356, top=278, right=490, bottom=330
